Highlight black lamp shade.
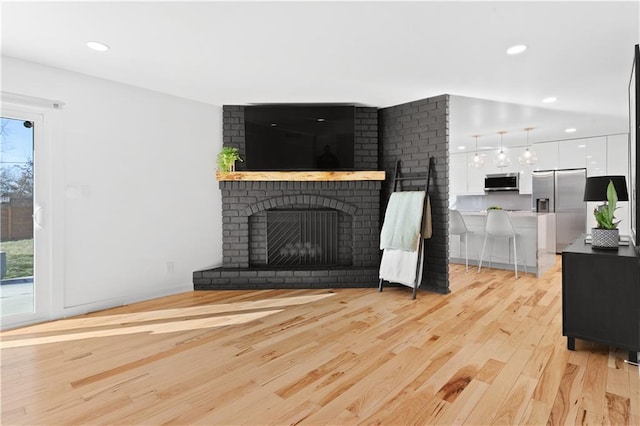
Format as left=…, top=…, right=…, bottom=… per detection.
left=583, top=175, right=629, bottom=201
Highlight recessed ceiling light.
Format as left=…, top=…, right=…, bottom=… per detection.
left=86, top=41, right=110, bottom=51
left=565, top=128, right=577, bottom=133
left=506, top=45, right=527, bottom=55
left=317, top=118, right=325, bottom=122
left=542, top=97, right=557, bottom=103
left=270, top=123, right=277, bottom=127
left=458, top=146, right=466, bottom=150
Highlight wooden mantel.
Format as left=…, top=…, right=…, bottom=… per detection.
left=216, top=170, right=386, bottom=182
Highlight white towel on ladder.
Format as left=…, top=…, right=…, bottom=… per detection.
left=379, top=235, right=421, bottom=287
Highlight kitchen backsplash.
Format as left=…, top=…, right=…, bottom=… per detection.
left=452, top=193, right=532, bottom=212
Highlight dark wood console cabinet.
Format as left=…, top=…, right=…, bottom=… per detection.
left=562, top=238, right=640, bottom=363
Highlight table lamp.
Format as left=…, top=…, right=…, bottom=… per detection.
left=583, top=175, right=629, bottom=247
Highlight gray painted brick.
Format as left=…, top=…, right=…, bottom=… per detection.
left=201, top=104, right=439, bottom=292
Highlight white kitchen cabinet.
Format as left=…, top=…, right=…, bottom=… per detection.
left=450, top=152, right=468, bottom=195
left=482, top=151, right=500, bottom=176
left=450, top=151, right=493, bottom=196
left=533, top=141, right=558, bottom=171
left=558, top=139, right=587, bottom=169
left=519, top=167, right=533, bottom=194
left=586, top=136, right=607, bottom=176
left=467, top=152, right=487, bottom=194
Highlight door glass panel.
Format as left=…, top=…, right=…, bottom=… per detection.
left=0, top=117, right=34, bottom=317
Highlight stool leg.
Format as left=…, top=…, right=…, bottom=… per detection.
left=519, top=236, right=527, bottom=275
left=488, top=237, right=494, bottom=269
left=478, top=234, right=488, bottom=273
left=512, top=235, right=518, bottom=279
left=464, top=233, right=469, bottom=272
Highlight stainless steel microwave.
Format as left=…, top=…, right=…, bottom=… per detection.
left=484, top=173, right=519, bottom=191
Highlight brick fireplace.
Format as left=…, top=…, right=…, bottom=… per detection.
left=193, top=106, right=383, bottom=290
left=193, top=96, right=450, bottom=293
left=193, top=179, right=382, bottom=289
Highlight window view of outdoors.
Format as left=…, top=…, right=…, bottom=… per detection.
left=1, top=117, right=35, bottom=316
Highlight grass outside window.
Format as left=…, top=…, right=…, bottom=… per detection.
left=1, top=239, right=33, bottom=279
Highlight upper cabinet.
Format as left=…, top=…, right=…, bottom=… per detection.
left=558, top=139, right=587, bottom=169
left=449, top=152, right=468, bottom=195
left=607, top=134, right=629, bottom=175
left=519, top=168, right=533, bottom=195
left=532, top=142, right=558, bottom=171
left=450, top=152, right=488, bottom=195
left=467, top=153, right=486, bottom=194
left=586, top=137, right=607, bottom=176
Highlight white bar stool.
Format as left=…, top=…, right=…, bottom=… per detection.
left=449, top=209, right=472, bottom=271
left=477, top=209, right=527, bottom=278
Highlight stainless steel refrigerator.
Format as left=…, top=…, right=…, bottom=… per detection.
left=532, top=168, right=587, bottom=253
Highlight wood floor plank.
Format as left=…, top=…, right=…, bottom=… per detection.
left=1, top=260, right=638, bottom=425
left=520, top=398, right=551, bottom=425
left=547, top=362, right=584, bottom=425
left=577, top=349, right=610, bottom=424
left=531, top=330, right=571, bottom=406
left=491, top=374, right=539, bottom=425
left=605, top=392, right=631, bottom=425
left=462, top=345, right=535, bottom=424
left=432, top=379, right=489, bottom=425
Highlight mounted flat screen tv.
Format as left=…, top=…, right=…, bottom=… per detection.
left=244, top=105, right=355, bottom=170
left=629, top=44, right=640, bottom=250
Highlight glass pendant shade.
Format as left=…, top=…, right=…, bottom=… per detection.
left=469, top=135, right=484, bottom=168
left=518, top=127, right=538, bottom=166
left=518, top=148, right=538, bottom=165
left=471, top=152, right=485, bottom=168
left=494, top=131, right=510, bottom=168
left=495, top=149, right=511, bottom=167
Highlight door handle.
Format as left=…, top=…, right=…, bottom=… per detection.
left=33, top=206, right=43, bottom=228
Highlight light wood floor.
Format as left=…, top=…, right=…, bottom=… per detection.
left=1, top=259, right=638, bottom=425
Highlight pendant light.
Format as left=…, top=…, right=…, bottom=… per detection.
left=494, top=131, right=511, bottom=168
left=518, top=127, right=538, bottom=166
left=469, top=134, right=484, bottom=168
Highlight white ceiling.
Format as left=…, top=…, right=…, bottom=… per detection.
left=2, top=1, right=639, bottom=148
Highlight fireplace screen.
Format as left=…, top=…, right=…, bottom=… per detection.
left=266, top=210, right=338, bottom=266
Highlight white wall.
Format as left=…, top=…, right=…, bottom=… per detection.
left=2, top=57, right=223, bottom=321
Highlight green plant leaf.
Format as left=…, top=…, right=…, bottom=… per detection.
left=216, top=147, right=243, bottom=172
left=592, top=181, right=621, bottom=230
left=606, top=180, right=617, bottom=221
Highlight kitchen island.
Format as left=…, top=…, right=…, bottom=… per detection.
left=449, top=211, right=556, bottom=278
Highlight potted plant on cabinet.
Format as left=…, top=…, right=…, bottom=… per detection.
left=216, top=147, right=243, bottom=173
left=592, top=180, right=620, bottom=249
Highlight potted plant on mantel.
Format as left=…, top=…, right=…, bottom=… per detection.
left=592, top=180, right=621, bottom=249
left=216, top=147, right=243, bottom=173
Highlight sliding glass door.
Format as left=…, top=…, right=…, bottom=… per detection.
left=1, top=110, right=50, bottom=326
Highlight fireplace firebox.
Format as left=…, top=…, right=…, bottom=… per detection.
left=266, top=209, right=337, bottom=266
